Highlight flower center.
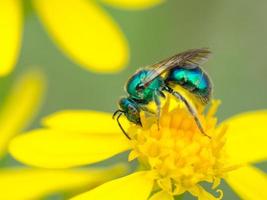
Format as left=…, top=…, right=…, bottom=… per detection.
left=128, top=97, right=230, bottom=198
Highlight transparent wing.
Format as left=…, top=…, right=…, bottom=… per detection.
left=143, top=48, right=211, bottom=85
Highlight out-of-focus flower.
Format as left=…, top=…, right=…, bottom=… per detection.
left=0, top=71, right=127, bottom=199
left=9, top=96, right=267, bottom=199
left=0, top=0, right=164, bottom=76
left=0, top=71, right=45, bottom=157
left=0, top=165, right=128, bottom=200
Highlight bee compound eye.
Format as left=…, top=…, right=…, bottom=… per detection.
left=129, top=106, right=134, bottom=111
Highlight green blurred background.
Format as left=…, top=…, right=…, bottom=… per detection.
left=1, top=0, right=267, bottom=199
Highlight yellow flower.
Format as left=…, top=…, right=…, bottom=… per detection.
left=9, top=97, right=267, bottom=199
left=0, top=165, right=128, bottom=200
left=0, top=71, right=127, bottom=199
left=0, top=71, right=45, bottom=157
left=0, top=0, right=163, bottom=76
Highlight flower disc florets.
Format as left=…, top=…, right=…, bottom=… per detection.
left=128, top=97, right=229, bottom=198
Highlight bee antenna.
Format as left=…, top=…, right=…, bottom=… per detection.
left=116, top=113, right=131, bottom=140
left=112, top=110, right=123, bottom=119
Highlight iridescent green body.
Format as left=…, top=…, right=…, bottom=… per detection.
left=114, top=48, right=212, bottom=139
left=166, top=67, right=211, bottom=103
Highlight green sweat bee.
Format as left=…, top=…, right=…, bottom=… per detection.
left=113, top=48, right=212, bottom=139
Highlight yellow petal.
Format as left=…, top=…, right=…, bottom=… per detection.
left=33, top=0, right=128, bottom=73
left=0, top=164, right=128, bottom=200
left=0, top=0, right=22, bottom=76
left=42, top=110, right=125, bottom=134
left=225, top=165, right=267, bottom=200
left=71, top=171, right=154, bottom=200
left=220, top=111, right=267, bottom=164
left=149, top=190, right=174, bottom=200
left=0, top=71, right=45, bottom=157
left=101, top=0, right=164, bottom=9
left=9, top=129, right=130, bottom=168
left=188, top=185, right=222, bottom=200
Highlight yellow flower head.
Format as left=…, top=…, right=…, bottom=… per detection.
left=9, top=95, right=267, bottom=200
left=128, top=99, right=227, bottom=198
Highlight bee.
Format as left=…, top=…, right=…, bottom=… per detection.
left=113, top=48, right=212, bottom=139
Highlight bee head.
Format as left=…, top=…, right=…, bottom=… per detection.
left=118, top=97, right=141, bottom=125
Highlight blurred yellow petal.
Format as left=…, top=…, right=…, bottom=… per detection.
left=0, top=0, right=22, bottom=76
left=71, top=171, right=154, bottom=200
left=220, top=111, right=267, bottom=165
left=149, top=190, right=173, bottom=200
left=101, top=0, right=164, bottom=9
left=33, top=0, right=128, bottom=73
left=9, top=129, right=130, bottom=168
left=0, top=164, right=128, bottom=200
left=43, top=110, right=125, bottom=134
left=225, top=165, right=267, bottom=200
left=0, top=71, right=45, bottom=157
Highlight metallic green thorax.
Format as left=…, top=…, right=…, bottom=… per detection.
left=126, top=70, right=164, bottom=104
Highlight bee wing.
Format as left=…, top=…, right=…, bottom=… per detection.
left=143, top=48, right=211, bottom=85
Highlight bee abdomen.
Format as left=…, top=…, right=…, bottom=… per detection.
left=165, top=67, right=212, bottom=104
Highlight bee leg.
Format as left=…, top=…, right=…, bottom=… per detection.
left=164, top=86, right=210, bottom=138
left=159, top=90, right=166, bottom=98
left=113, top=110, right=131, bottom=140
left=153, top=91, right=162, bottom=130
